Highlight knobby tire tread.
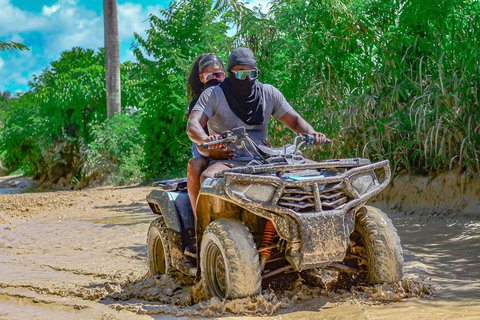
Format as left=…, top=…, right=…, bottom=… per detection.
left=147, top=216, right=174, bottom=276
left=201, top=219, right=262, bottom=299
left=356, top=206, right=404, bottom=284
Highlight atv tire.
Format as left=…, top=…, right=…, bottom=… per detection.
left=351, top=206, right=403, bottom=284
left=200, top=219, right=261, bottom=299
left=147, top=217, right=174, bottom=276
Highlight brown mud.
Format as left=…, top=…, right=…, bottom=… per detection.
left=1, top=173, right=479, bottom=319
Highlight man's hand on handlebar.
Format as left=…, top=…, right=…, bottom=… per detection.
left=197, top=134, right=236, bottom=160
left=311, top=132, right=328, bottom=146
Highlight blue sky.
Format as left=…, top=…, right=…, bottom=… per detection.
left=0, top=0, right=270, bottom=95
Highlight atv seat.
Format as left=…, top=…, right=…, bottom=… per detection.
left=153, top=178, right=188, bottom=191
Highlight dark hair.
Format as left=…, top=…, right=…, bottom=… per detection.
left=187, top=53, right=225, bottom=101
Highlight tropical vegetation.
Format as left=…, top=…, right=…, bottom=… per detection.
left=1, top=0, right=479, bottom=188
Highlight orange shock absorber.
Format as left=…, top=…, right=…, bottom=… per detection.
left=260, top=220, right=276, bottom=270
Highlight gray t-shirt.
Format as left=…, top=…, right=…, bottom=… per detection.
left=192, top=84, right=293, bottom=161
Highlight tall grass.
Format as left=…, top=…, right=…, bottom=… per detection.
left=257, top=0, right=480, bottom=177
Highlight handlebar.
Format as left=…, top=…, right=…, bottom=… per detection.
left=197, top=127, right=330, bottom=164
left=200, top=133, right=331, bottom=148
left=199, top=136, right=236, bottom=148
left=297, top=134, right=331, bottom=146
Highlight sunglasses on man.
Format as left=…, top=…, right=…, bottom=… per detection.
left=200, top=71, right=226, bottom=82
left=232, top=69, right=260, bottom=80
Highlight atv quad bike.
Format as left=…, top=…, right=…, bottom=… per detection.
left=146, top=127, right=403, bottom=299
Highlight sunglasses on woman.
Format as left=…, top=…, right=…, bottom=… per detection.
left=232, top=69, right=260, bottom=80
left=200, top=71, right=226, bottom=82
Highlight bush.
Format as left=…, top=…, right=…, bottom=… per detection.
left=247, top=0, right=480, bottom=176
left=0, top=47, right=144, bottom=186
left=133, top=0, right=235, bottom=179
left=83, top=113, right=145, bottom=186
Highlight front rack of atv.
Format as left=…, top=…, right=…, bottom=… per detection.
left=215, top=158, right=391, bottom=270
left=215, top=158, right=374, bottom=178
left=221, top=159, right=391, bottom=216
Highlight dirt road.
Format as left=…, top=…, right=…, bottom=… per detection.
left=1, top=175, right=479, bottom=319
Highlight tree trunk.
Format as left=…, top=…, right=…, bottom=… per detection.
left=103, top=0, right=121, bottom=119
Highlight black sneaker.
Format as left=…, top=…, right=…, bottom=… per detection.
left=184, top=244, right=197, bottom=258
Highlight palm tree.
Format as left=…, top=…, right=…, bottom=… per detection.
left=103, top=0, right=121, bottom=119
left=0, top=91, right=11, bottom=102
left=0, top=41, right=28, bottom=53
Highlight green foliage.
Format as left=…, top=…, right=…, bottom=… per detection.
left=30, top=47, right=107, bottom=144
left=0, top=41, right=29, bottom=53
left=246, top=0, right=480, bottom=176
left=0, top=92, right=43, bottom=176
left=133, top=0, right=237, bottom=178
left=83, top=113, right=145, bottom=185
left=0, top=47, right=144, bottom=185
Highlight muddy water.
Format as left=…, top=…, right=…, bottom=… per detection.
left=390, top=213, right=480, bottom=300
left=1, top=184, right=480, bottom=319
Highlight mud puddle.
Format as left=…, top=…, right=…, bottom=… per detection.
left=388, top=212, right=480, bottom=300
left=1, top=183, right=480, bottom=319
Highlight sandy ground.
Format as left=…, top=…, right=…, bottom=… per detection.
left=0, top=174, right=479, bottom=319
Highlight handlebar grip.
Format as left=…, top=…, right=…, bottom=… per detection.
left=198, top=141, right=216, bottom=148
left=199, top=137, right=234, bottom=148
left=301, top=134, right=331, bottom=146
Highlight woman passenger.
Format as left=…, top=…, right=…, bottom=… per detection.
left=186, top=54, right=234, bottom=218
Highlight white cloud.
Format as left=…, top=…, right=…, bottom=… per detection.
left=9, top=33, right=25, bottom=43
left=118, top=2, right=163, bottom=40
left=0, top=0, right=49, bottom=35
left=0, top=57, right=4, bottom=70
left=10, top=71, right=30, bottom=86
left=0, top=49, right=39, bottom=94
left=244, top=0, right=271, bottom=13
left=42, top=4, right=62, bottom=16
left=1, top=0, right=160, bottom=60
left=0, top=0, right=165, bottom=93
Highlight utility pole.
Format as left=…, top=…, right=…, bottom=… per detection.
left=103, top=0, right=121, bottom=119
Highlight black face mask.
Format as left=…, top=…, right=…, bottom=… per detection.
left=219, top=47, right=264, bottom=125
left=219, top=74, right=264, bottom=126
left=227, top=71, right=256, bottom=97
left=204, top=78, right=221, bottom=89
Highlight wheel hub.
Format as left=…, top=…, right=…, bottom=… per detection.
left=205, top=243, right=227, bottom=297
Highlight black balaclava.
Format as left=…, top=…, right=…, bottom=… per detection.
left=219, top=47, right=264, bottom=125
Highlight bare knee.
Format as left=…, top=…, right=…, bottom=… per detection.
left=200, top=169, right=213, bottom=183
left=187, top=159, right=198, bottom=176
left=188, top=158, right=208, bottom=176
left=200, top=163, right=229, bottom=183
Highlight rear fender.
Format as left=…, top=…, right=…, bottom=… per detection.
left=146, top=189, right=195, bottom=234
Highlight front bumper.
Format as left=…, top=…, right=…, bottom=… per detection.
left=221, top=159, right=391, bottom=270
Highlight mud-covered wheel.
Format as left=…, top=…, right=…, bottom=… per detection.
left=200, top=219, right=261, bottom=299
left=147, top=217, right=173, bottom=276
left=347, top=206, right=403, bottom=284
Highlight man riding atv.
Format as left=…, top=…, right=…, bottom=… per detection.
left=186, top=48, right=328, bottom=211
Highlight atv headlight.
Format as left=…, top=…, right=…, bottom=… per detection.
left=230, top=182, right=276, bottom=203
left=349, top=172, right=377, bottom=197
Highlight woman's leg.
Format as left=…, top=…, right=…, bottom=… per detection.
left=187, top=157, right=210, bottom=219
left=199, top=162, right=231, bottom=182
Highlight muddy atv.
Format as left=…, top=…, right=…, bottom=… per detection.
left=146, top=127, right=403, bottom=299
